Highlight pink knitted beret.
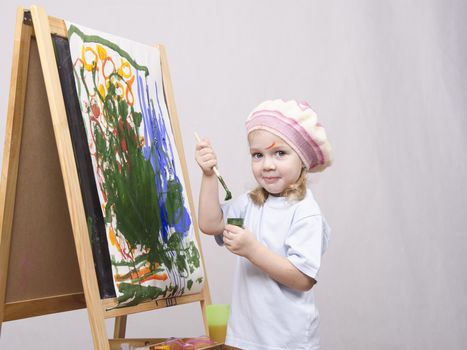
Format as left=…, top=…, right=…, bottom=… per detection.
left=245, top=99, right=333, bottom=172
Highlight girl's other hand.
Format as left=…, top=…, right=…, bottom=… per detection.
left=195, top=138, right=217, bottom=176
left=223, top=224, right=258, bottom=258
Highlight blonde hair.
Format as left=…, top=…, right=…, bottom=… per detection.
left=249, top=167, right=308, bottom=206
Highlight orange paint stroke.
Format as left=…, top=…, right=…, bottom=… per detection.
left=114, top=265, right=167, bottom=283
left=139, top=273, right=169, bottom=283
left=102, top=56, right=116, bottom=79
left=125, top=75, right=135, bottom=106
left=108, top=226, right=125, bottom=257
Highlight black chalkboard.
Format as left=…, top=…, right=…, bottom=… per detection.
left=53, top=34, right=115, bottom=299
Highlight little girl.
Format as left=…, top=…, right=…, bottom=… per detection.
left=195, top=100, right=332, bottom=350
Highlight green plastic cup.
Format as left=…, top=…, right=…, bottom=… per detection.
left=227, top=217, right=244, bottom=228
left=206, top=304, right=230, bottom=343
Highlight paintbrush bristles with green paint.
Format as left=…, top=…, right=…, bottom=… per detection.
left=194, top=132, right=232, bottom=201
left=212, top=167, right=232, bottom=201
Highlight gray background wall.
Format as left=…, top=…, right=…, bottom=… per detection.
left=1, top=1, right=466, bottom=349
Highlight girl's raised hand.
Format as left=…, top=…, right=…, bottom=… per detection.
left=195, top=138, right=217, bottom=176
left=223, top=224, right=258, bottom=258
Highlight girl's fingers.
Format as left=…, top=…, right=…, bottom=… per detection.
left=225, top=224, right=242, bottom=234
left=198, top=148, right=215, bottom=158
left=223, top=230, right=234, bottom=242
left=195, top=140, right=211, bottom=149
left=206, top=160, right=217, bottom=169
left=198, top=159, right=216, bottom=170
left=200, top=152, right=216, bottom=161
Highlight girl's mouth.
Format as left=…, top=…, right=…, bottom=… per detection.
left=263, top=176, right=279, bottom=184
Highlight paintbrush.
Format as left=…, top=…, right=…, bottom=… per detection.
left=194, top=132, right=232, bottom=201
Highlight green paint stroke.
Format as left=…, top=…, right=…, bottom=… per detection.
left=117, top=283, right=165, bottom=307
left=68, top=24, right=149, bottom=76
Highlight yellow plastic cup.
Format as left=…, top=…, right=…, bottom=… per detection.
left=206, top=304, right=230, bottom=343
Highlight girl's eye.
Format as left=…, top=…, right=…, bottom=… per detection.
left=252, top=152, right=263, bottom=159
left=275, top=150, right=286, bottom=157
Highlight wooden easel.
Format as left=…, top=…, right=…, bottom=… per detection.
left=0, top=5, right=216, bottom=349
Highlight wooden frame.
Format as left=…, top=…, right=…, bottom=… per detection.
left=0, top=5, right=214, bottom=349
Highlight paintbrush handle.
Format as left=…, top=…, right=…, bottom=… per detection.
left=194, top=132, right=202, bottom=143
left=194, top=132, right=222, bottom=176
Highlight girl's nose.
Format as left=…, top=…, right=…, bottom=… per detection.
left=263, top=156, right=276, bottom=170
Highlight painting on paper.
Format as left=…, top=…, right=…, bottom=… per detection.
left=65, top=23, right=204, bottom=307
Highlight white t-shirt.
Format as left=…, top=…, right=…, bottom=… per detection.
left=218, top=189, right=330, bottom=350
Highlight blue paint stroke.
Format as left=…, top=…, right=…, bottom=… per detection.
left=136, top=71, right=191, bottom=243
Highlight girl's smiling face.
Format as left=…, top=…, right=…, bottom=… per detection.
left=248, top=129, right=303, bottom=195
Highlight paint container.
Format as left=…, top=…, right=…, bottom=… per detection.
left=227, top=218, right=244, bottom=228
left=206, top=304, right=230, bottom=343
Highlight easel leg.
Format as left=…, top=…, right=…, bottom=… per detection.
left=113, top=315, right=127, bottom=338
left=0, top=7, right=33, bottom=329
